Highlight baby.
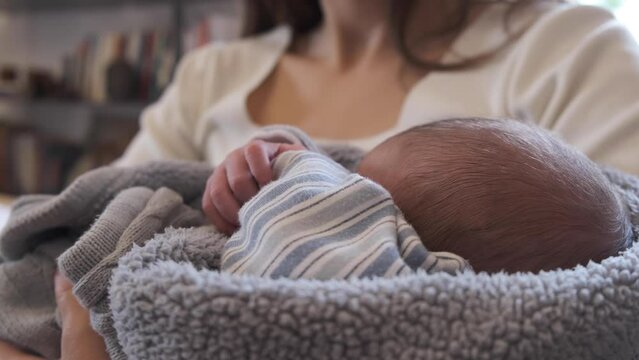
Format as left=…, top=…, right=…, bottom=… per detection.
left=203, top=118, right=632, bottom=273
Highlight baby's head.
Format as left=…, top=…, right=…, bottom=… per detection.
left=358, top=118, right=632, bottom=273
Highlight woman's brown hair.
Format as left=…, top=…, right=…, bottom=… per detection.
left=242, top=0, right=552, bottom=71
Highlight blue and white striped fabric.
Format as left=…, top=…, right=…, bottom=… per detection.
left=222, top=151, right=471, bottom=280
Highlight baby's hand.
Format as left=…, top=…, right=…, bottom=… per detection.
left=203, top=139, right=305, bottom=235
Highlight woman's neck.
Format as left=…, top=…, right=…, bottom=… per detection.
left=304, top=0, right=395, bottom=69
left=297, top=0, right=480, bottom=71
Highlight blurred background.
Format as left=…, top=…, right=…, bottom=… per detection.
left=0, top=0, right=240, bottom=199
left=0, top=0, right=636, bottom=211
left=582, top=0, right=638, bottom=36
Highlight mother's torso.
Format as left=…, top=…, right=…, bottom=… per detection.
left=118, top=3, right=639, bottom=175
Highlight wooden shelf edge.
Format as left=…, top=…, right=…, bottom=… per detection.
left=0, top=98, right=148, bottom=118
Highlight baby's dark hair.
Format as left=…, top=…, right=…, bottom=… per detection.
left=361, top=118, right=633, bottom=273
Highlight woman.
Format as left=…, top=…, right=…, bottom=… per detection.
left=0, top=273, right=109, bottom=360
left=117, top=0, right=639, bottom=175
left=2, top=0, right=639, bottom=358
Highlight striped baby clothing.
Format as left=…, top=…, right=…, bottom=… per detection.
left=222, top=150, right=471, bottom=280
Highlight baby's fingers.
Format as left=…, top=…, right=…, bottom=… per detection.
left=226, top=150, right=260, bottom=203
left=202, top=173, right=239, bottom=235
left=244, top=141, right=305, bottom=186
left=209, top=167, right=241, bottom=226
left=277, top=143, right=306, bottom=153
left=244, top=140, right=275, bottom=186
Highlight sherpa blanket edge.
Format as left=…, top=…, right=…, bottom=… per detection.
left=111, top=232, right=639, bottom=360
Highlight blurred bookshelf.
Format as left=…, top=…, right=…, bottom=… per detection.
left=0, top=0, right=238, bottom=195
left=0, top=0, right=212, bottom=12
left=0, top=0, right=232, bottom=57
left=0, top=98, right=144, bottom=194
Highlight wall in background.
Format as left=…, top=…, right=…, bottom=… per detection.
left=0, top=1, right=237, bottom=75
left=0, top=11, right=29, bottom=69
left=579, top=0, right=638, bottom=40
left=0, top=2, right=240, bottom=197
left=3, top=1, right=635, bottom=76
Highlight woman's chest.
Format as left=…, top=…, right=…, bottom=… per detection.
left=202, top=54, right=504, bottom=165
left=246, top=58, right=419, bottom=139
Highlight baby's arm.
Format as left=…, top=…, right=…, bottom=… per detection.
left=202, top=139, right=305, bottom=235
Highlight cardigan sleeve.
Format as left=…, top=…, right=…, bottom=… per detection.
left=115, top=46, right=220, bottom=166
left=507, top=5, right=639, bottom=175
left=115, top=27, right=290, bottom=167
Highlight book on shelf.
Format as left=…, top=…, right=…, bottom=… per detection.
left=0, top=120, right=140, bottom=195
left=0, top=127, right=8, bottom=192
left=60, top=10, right=240, bottom=104
left=6, top=130, right=39, bottom=194
left=62, top=29, right=177, bottom=104
left=0, top=127, right=109, bottom=195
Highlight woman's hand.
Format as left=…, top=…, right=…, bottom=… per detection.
left=0, top=341, right=43, bottom=360
left=203, top=139, right=305, bottom=235
left=0, top=272, right=109, bottom=360
left=55, top=272, right=110, bottom=360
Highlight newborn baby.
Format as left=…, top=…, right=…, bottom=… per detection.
left=357, top=118, right=632, bottom=273
left=203, top=118, right=632, bottom=273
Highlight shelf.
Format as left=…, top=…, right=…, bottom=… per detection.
left=0, top=0, right=213, bottom=12
left=0, top=98, right=145, bottom=145
left=0, top=99, right=143, bottom=195
left=0, top=98, right=146, bottom=122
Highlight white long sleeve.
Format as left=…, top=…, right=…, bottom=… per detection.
left=397, top=4, right=639, bottom=174
left=116, top=28, right=289, bottom=167
left=116, top=43, right=231, bottom=166
left=506, top=5, right=639, bottom=173
left=117, top=4, right=639, bottom=175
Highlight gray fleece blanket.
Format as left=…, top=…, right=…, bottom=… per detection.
left=1, top=129, right=639, bottom=359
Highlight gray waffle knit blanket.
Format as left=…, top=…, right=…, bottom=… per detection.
left=0, top=161, right=212, bottom=359
left=1, top=125, right=638, bottom=360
